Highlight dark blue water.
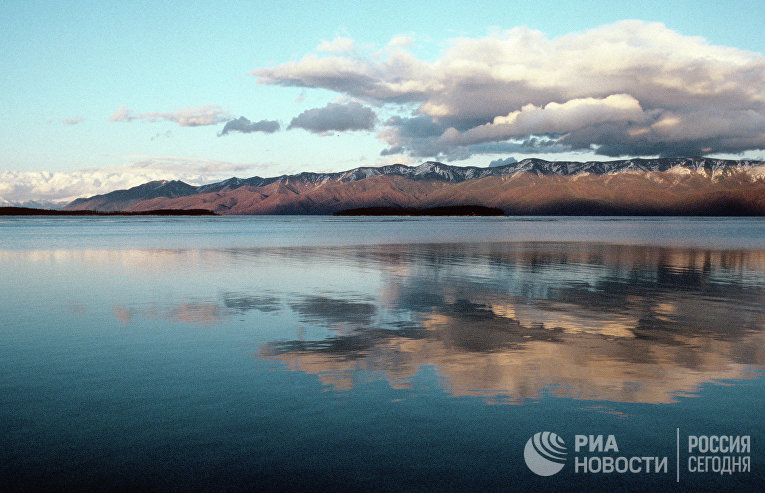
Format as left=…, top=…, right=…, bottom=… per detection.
left=1, top=217, right=763, bottom=491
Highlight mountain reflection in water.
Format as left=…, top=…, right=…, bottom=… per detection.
left=257, top=242, right=765, bottom=404
left=26, top=241, right=761, bottom=405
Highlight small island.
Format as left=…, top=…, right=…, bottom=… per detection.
left=334, top=205, right=506, bottom=216
left=0, top=207, right=217, bottom=216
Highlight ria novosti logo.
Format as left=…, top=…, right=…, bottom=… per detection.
left=524, top=430, right=750, bottom=480
left=524, top=431, right=568, bottom=476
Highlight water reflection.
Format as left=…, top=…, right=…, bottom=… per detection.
left=223, top=293, right=281, bottom=313
left=257, top=242, right=765, bottom=403
left=111, top=302, right=225, bottom=326
left=290, top=295, right=377, bottom=327
left=3, top=242, right=763, bottom=404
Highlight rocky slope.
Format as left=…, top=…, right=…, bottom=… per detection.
left=64, top=158, right=765, bottom=215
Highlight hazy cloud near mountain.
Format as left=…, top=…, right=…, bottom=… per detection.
left=288, top=102, right=377, bottom=134
left=489, top=157, right=517, bottom=167
left=254, top=21, right=765, bottom=159
left=110, top=105, right=231, bottom=127
left=0, top=157, right=269, bottom=205
left=218, top=116, right=281, bottom=136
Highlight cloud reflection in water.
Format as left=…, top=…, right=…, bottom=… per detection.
left=53, top=241, right=761, bottom=403
left=258, top=242, right=765, bottom=404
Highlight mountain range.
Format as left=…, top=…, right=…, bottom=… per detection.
left=64, top=158, right=765, bottom=215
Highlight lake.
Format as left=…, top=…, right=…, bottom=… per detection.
left=1, top=216, right=763, bottom=491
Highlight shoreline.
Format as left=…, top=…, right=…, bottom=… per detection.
left=0, top=207, right=217, bottom=216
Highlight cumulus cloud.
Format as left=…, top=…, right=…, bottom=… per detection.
left=253, top=20, right=765, bottom=159
left=387, top=35, right=413, bottom=48
left=317, top=37, right=355, bottom=53
left=0, top=157, right=271, bottom=205
left=218, top=116, right=281, bottom=136
left=440, top=94, right=648, bottom=146
left=288, top=102, right=376, bottom=134
left=254, top=51, right=435, bottom=103
left=110, top=105, right=231, bottom=127
left=378, top=116, right=571, bottom=160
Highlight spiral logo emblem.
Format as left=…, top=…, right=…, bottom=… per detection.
left=524, top=431, right=567, bottom=476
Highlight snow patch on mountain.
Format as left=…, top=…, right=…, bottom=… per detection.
left=65, top=157, right=765, bottom=210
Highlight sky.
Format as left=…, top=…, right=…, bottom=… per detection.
left=2, top=0, right=764, bottom=204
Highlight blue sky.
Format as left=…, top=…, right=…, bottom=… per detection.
left=2, top=0, right=764, bottom=203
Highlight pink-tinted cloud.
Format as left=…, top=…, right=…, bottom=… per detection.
left=109, top=105, right=231, bottom=127
left=254, top=21, right=765, bottom=159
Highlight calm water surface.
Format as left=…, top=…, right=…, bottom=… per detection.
left=1, top=217, right=763, bottom=491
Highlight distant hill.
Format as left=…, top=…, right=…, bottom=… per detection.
left=64, top=158, right=765, bottom=215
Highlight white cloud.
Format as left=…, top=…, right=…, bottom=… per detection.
left=109, top=106, right=133, bottom=122
left=0, top=157, right=273, bottom=205
left=316, top=37, right=355, bottom=53
left=253, top=20, right=765, bottom=159
left=441, top=94, right=648, bottom=146
left=387, top=35, right=413, bottom=48
left=109, top=105, right=231, bottom=127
